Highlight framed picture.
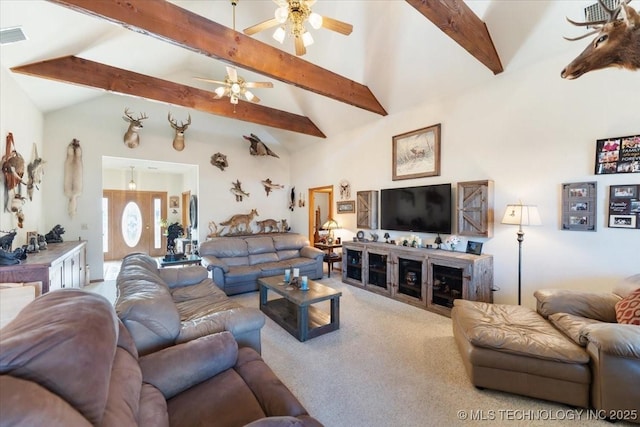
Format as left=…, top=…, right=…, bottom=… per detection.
left=466, top=241, right=483, bottom=255
left=169, top=196, right=179, bottom=209
left=561, top=182, right=597, bottom=231
left=392, top=123, right=441, bottom=180
left=594, top=134, right=640, bottom=175
left=608, top=184, right=640, bottom=229
left=337, top=200, right=355, bottom=214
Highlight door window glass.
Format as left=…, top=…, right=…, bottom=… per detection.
left=122, top=201, right=142, bottom=247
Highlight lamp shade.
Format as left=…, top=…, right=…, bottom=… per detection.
left=321, top=219, right=339, bottom=230
left=501, top=204, right=541, bottom=226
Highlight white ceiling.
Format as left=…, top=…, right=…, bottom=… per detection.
left=1, top=0, right=603, bottom=153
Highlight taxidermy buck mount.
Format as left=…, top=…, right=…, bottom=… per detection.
left=167, top=113, right=191, bottom=151
left=561, top=0, right=640, bottom=79
left=122, top=108, right=148, bottom=148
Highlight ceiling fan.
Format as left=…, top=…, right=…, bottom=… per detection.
left=243, top=0, right=353, bottom=56
left=194, top=67, right=273, bottom=105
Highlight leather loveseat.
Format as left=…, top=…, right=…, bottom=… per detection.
left=451, top=274, right=640, bottom=423
left=115, top=253, right=265, bottom=356
left=200, top=233, right=324, bottom=295
left=0, top=289, right=323, bottom=427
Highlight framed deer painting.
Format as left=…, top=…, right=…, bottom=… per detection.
left=392, top=124, right=441, bottom=180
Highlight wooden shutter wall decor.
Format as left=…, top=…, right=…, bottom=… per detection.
left=457, top=180, right=494, bottom=237
left=357, top=190, right=378, bottom=229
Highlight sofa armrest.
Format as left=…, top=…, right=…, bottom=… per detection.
left=201, top=255, right=230, bottom=273
left=534, top=289, right=620, bottom=322
left=158, top=266, right=209, bottom=289
left=177, top=307, right=265, bottom=344
left=139, top=331, right=238, bottom=400
left=583, top=323, right=640, bottom=358
left=244, top=416, right=324, bottom=427
left=300, top=246, right=323, bottom=260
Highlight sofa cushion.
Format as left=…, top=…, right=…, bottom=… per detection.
left=534, top=289, right=620, bottom=322
left=548, top=312, right=602, bottom=346
left=200, top=238, right=249, bottom=257
left=273, top=234, right=309, bottom=251
left=250, top=252, right=279, bottom=265
left=0, top=290, right=120, bottom=425
left=224, top=256, right=251, bottom=267
left=277, top=249, right=300, bottom=261
left=453, top=300, right=589, bottom=364
left=615, top=287, right=640, bottom=325
left=247, top=236, right=276, bottom=254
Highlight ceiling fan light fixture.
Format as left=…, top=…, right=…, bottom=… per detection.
left=230, top=82, right=241, bottom=94
left=245, top=90, right=255, bottom=102
left=309, top=12, right=323, bottom=29
left=302, top=31, right=314, bottom=47
left=274, top=6, right=289, bottom=23
left=273, top=26, right=286, bottom=43
left=214, top=86, right=226, bottom=97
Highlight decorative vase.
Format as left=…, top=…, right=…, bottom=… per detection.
left=451, top=244, right=456, bottom=252
left=405, top=271, right=417, bottom=286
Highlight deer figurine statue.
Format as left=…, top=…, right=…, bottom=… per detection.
left=561, top=0, right=640, bottom=79
left=167, top=112, right=191, bottom=151
left=122, top=108, right=148, bottom=148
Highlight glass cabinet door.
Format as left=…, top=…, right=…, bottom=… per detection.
left=366, top=250, right=390, bottom=295
left=343, top=247, right=363, bottom=286
left=392, top=252, right=427, bottom=306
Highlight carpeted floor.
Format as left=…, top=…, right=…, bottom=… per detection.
left=231, top=277, right=634, bottom=427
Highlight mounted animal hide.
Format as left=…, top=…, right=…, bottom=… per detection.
left=243, top=133, right=279, bottom=158
left=64, top=139, right=83, bottom=218
left=27, top=143, right=46, bottom=201
left=2, top=133, right=26, bottom=212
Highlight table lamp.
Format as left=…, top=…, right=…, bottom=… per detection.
left=321, top=219, right=339, bottom=244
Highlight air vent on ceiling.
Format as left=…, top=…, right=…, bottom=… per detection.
left=584, top=0, right=621, bottom=27
left=0, top=26, right=27, bottom=45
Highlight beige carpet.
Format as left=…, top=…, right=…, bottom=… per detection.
left=231, top=277, right=633, bottom=427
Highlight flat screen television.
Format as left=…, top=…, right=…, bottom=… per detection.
left=380, top=183, right=452, bottom=234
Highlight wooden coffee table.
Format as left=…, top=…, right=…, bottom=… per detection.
left=258, top=275, right=342, bottom=342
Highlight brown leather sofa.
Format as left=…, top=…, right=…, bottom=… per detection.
left=116, top=252, right=265, bottom=356
left=0, top=289, right=323, bottom=427
left=452, top=274, right=639, bottom=423
left=200, top=234, right=324, bottom=296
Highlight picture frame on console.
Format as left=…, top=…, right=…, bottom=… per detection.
left=392, top=123, right=441, bottom=180
left=466, top=241, right=483, bottom=255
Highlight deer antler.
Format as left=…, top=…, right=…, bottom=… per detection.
left=168, top=113, right=191, bottom=130
left=564, top=0, right=628, bottom=41
left=123, top=107, right=135, bottom=122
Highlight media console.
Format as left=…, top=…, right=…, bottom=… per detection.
left=342, top=241, right=493, bottom=317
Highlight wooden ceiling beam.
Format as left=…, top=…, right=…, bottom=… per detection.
left=406, top=0, right=503, bottom=75
left=46, top=0, right=387, bottom=116
left=11, top=56, right=326, bottom=138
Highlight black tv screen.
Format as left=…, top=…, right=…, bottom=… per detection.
left=380, top=184, right=452, bottom=234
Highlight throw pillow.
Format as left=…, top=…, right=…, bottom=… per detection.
left=615, top=288, right=640, bottom=325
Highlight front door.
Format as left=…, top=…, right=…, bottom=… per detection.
left=103, top=190, right=167, bottom=260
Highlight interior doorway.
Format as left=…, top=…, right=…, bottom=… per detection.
left=308, top=185, right=334, bottom=244
left=103, top=190, right=167, bottom=260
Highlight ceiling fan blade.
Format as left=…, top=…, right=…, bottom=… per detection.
left=226, top=66, right=238, bottom=82
left=193, top=77, right=227, bottom=85
left=305, top=0, right=317, bottom=6
left=246, top=92, right=261, bottom=103
left=245, top=81, right=274, bottom=89
left=243, top=18, right=280, bottom=36
left=294, top=36, right=306, bottom=56
left=321, top=16, right=353, bottom=35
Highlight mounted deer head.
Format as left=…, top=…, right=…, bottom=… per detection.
left=122, top=108, right=148, bottom=148
left=561, top=0, right=640, bottom=79
left=167, top=112, right=191, bottom=151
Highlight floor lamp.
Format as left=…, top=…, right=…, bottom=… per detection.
left=501, top=203, right=541, bottom=305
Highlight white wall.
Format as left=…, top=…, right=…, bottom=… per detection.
left=0, top=67, right=45, bottom=245
left=290, top=52, right=640, bottom=307
left=40, top=95, right=290, bottom=281
left=2, top=48, right=638, bottom=307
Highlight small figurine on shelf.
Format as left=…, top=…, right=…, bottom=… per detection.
left=164, top=222, right=185, bottom=261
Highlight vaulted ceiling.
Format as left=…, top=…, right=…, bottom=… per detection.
left=1, top=1, right=601, bottom=151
